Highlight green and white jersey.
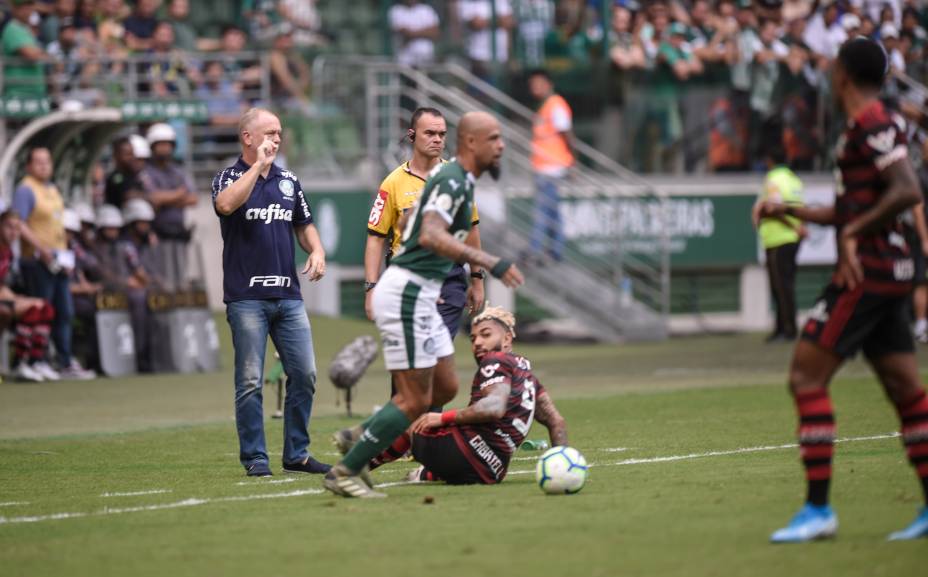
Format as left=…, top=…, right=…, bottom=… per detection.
left=390, top=159, right=475, bottom=280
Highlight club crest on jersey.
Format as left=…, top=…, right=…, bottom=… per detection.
left=866, top=128, right=896, bottom=154
left=480, top=363, right=500, bottom=378
left=279, top=179, right=295, bottom=198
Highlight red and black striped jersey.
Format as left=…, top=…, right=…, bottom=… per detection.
left=0, top=245, right=12, bottom=285
left=834, top=99, right=914, bottom=295
left=452, top=351, right=545, bottom=484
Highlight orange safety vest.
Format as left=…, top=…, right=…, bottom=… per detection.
left=531, top=94, right=574, bottom=173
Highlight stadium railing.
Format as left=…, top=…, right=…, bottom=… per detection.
left=312, top=55, right=670, bottom=341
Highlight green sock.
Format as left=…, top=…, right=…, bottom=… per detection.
left=342, top=401, right=411, bottom=472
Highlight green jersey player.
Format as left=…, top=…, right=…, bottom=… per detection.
left=324, top=111, right=524, bottom=498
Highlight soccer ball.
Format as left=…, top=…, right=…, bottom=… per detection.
left=535, top=446, right=588, bottom=494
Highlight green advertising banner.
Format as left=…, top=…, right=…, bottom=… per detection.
left=0, top=96, right=50, bottom=118
left=294, top=190, right=370, bottom=266
left=121, top=100, right=209, bottom=122
left=512, top=194, right=758, bottom=268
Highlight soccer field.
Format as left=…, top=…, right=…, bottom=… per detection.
left=0, top=317, right=925, bottom=577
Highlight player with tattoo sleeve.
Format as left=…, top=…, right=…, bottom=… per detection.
left=323, top=112, right=524, bottom=498
left=366, top=305, right=568, bottom=484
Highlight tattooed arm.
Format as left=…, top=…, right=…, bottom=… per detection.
left=419, top=212, right=523, bottom=288
left=534, top=391, right=568, bottom=447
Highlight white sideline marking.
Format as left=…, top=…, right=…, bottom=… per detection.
left=0, top=502, right=29, bottom=507
left=505, top=433, right=900, bottom=475
left=234, top=478, right=297, bottom=486
left=100, top=490, right=172, bottom=498
left=0, top=433, right=900, bottom=526
left=600, top=448, right=631, bottom=453
left=0, top=489, right=324, bottom=525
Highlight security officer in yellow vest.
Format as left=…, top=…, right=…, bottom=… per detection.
left=752, top=146, right=805, bottom=342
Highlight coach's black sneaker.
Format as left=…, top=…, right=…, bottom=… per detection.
left=333, top=426, right=364, bottom=455
left=323, top=464, right=386, bottom=498
left=246, top=461, right=272, bottom=477
left=283, top=456, right=332, bottom=474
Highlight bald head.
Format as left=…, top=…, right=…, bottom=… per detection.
left=455, top=111, right=505, bottom=179
left=457, top=111, right=499, bottom=146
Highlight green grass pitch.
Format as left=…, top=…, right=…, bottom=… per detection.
left=0, top=316, right=925, bottom=577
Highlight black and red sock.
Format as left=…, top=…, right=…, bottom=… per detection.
left=369, top=432, right=411, bottom=471
left=894, top=389, right=928, bottom=505
left=795, top=388, right=835, bottom=506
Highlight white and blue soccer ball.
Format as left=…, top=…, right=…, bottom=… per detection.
left=535, top=446, right=588, bottom=494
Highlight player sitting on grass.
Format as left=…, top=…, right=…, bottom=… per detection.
left=356, top=306, right=568, bottom=484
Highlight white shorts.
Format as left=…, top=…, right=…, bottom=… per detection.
left=372, top=266, right=454, bottom=371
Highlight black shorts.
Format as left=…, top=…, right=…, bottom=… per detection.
left=910, top=235, right=928, bottom=286
left=412, top=428, right=486, bottom=485
left=801, top=283, right=914, bottom=359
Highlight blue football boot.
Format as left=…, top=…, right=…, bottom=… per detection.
left=888, top=507, right=928, bottom=541
left=770, top=503, right=838, bottom=543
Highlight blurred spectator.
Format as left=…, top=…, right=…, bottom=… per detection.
left=269, top=25, right=313, bottom=111
left=528, top=68, right=573, bottom=262
left=242, top=0, right=279, bottom=43
left=63, top=205, right=102, bottom=372
left=93, top=204, right=151, bottom=372
left=458, top=0, right=514, bottom=83
left=218, top=24, right=262, bottom=100
left=748, top=18, right=789, bottom=169
left=782, top=0, right=812, bottom=21
left=122, top=198, right=162, bottom=372
left=515, top=0, right=555, bottom=68
left=604, top=2, right=646, bottom=164
left=12, top=147, right=94, bottom=379
left=123, top=0, right=160, bottom=52
left=882, top=23, right=906, bottom=73
left=139, top=123, right=197, bottom=291
left=197, top=60, right=247, bottom=127
left=73, top=0, right=98, bottom=31
left=389, top=0, right=440, bottom=67
left=144, top=20, right=200, bottom=97
left=104, top=136, right=146, bottom=207
left=1, top=0, right=48, bottom=98
left=166, top=0, right=196, bottom=52
left=0, top=210, right=60, bottom=383
left=96, top=0, right=130, bottom=56
left=803, top=0, right=844, bottom=58
left=278, top=0, right=327, bottom=47
left=38, top=0, right=76, bottom=45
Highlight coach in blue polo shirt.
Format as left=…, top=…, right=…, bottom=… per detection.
left=212, top=107, right=330, bottom=477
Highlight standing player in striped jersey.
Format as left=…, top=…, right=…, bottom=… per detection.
left=323, top=111, right=524, bottom=498
left=759, top=38, right=928, bottom=542
left=365, top=107, right=485, bottom=337
left=367, top=306, right=569, bottom=485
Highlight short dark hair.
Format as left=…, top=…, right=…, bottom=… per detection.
left=112, top=136, right=131, bottom=151
left=837, top=37, right=887, bottom=90
left=221, top=23, right=245, bottom=36
left=0, top=209, right=20, bottom=224
left=409, top=107, right=443, bottom=130
left=526, top=68, right=551, bottom=82
left=25, top=146, right=49, bottom=165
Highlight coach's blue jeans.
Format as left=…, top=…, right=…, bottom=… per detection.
left=226, top=299, right=317, bottom=469
left=20, top=259, right=73, bottom=367
left=531, top=174, right=565, bottom=260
